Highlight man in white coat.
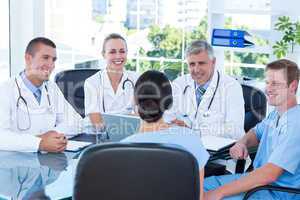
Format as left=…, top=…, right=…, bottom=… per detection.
left=167, top=40, right=245, bottom=139
left=0, top=37, right=82, bottom=152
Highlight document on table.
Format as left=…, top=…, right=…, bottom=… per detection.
left=201, top=135, right=236, bottom=152
left=66, top=140, right=92, bottom=152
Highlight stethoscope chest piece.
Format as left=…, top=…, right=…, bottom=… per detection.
left=183, top=71, right=220, bottom=120
left=203, top=111, right=210, bottom=118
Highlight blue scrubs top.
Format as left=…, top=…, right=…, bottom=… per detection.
left=254, top=105, right=300, bottom=189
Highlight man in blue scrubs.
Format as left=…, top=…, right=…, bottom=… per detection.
left=204, top=59, right=300, bottom=200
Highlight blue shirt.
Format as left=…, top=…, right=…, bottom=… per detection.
left=253, top=105, right=300, bottom=198
left=21, top=72, right=43, bottom=103
left=194, top=80, right=210, bottom=92
left=122, top=126, right=209, bottom=169
left=195, top=80, right=210, bottom=107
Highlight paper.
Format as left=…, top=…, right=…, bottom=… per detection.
left=201, top=135, right=236, bottom=151
left=66, top=140, right=92, bottom=152
left=213, top=155, right=252, bottom=173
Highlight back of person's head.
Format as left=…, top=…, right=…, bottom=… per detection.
left=101, top=33, right=127, bottom=55
left=266, top=59, right=300, bottom=87
left=134, top=70, right=173, bottom=123
left=185, top=40, right=214, bottom=59
left=25, top=37, right=56, bottom=56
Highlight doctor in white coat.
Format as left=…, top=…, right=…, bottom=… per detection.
left=0, top=37, right=82, bottom=152
left=167, top=40, right=245, bottom=139
left=84, top=33, right=139, bottom=127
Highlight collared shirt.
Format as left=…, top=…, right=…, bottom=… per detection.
left=194, top=80, right=211, bottom=106
left=20, top=72, right=43, bottom=103
left=194, top=80, right=211, bottom=91
left=253, top=105, right=300, bottom=198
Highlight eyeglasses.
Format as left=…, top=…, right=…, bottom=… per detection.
left=265, top=81, right=288, bottom=89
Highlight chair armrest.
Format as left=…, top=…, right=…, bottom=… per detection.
left=209, top=146, right=258, bottom=173
left=209, top=145, right=257, bottom=160
left=243, top=185, right=300, bottom=200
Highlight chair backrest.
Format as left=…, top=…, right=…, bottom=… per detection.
left=73, top=143, right=200, bottom=200
left=241, top=84, right=267, bottom=132
left=234, top=84, right=267, bottom=173
left=163, top=68, right=180, bottom=81
left=54, top=69, right=100, bottom=117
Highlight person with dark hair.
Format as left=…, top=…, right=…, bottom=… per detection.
left=0, top=37, right=82, bottom=152
left=122, top=70, right=209, bottom=199
left=84, top=33, right=139, bottom=128
left=204, top=59, right=300, bottom=200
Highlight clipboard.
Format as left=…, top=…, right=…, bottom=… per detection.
left=201, top=135, right=236, bottom=152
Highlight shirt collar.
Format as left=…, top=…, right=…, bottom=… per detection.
left=194, top=79, right=211, bottom=90
left=274, top=105, right=300, bottom=127
left=20, top=71, right=43, bottom=94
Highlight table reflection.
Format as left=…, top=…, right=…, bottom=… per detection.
left=0, top=152, right=68, bottom=200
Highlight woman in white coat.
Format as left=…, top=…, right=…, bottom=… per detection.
left=84, top=33, right=139, bottom=127
left=0, top=37, right=82, bottom=152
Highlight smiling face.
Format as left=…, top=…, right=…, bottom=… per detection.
left=186, top=51, right=216, bottom=85
left=265, top=68, right=296, bottom=107
left=102, top=38, right=127, bottom=72
left=25, top=43, right=57, bottom=86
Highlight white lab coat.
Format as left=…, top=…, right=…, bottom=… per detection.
left=0, top=74, right=82, bottom=152
left=84, top=69, right=139, bottom=115
left=166, top=69, right=245, bottom=139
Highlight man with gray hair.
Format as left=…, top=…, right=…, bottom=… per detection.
left=166, top=40, right=245, bottom=139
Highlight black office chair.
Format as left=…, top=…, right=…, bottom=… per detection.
left=73, top=143, right=200, bottom=200
left=234, top=84, right=267, bottom=173
left=163, top=68, right=180, bottom=81
left=54, top=69, right=100, bottom=117
left=243, top=185, right=300, bottom=199
left=242, top=84, right=267, bottom=133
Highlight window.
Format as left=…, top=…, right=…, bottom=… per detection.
left=208, top=0, right=273, bottom=89
left=44, top=0, right=208, bottom=80
left=0, top=0, right=10, bottom=83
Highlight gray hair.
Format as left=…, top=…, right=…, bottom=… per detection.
left=185, top=40, right=214, bottom=59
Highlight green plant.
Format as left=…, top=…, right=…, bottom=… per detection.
left=273, top=16, right=300, bottom=58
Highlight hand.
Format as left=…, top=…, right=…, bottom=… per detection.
left=171, top=119, right=189, bottom=127
left=204, top=190, right=223, bottom=200
left=38, top=131, right=68, bottom=153
left=230, top=142, right=248, bottom=160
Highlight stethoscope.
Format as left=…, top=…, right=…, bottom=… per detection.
left=16, top=167, right=30, bottom=198
left=99, top=70, right=135, bottom=112
left=16, top=168, right=49, bottom=199
left=15, top=77, right=52, bottom=131
left=182, top=71, right=220, bottom=120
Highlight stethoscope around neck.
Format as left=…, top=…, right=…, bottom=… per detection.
left=182, top=71, right=220, bottom=119
left=99, top=70, right=135, bottom=113
left=14, top=76, right=52, bottom=131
